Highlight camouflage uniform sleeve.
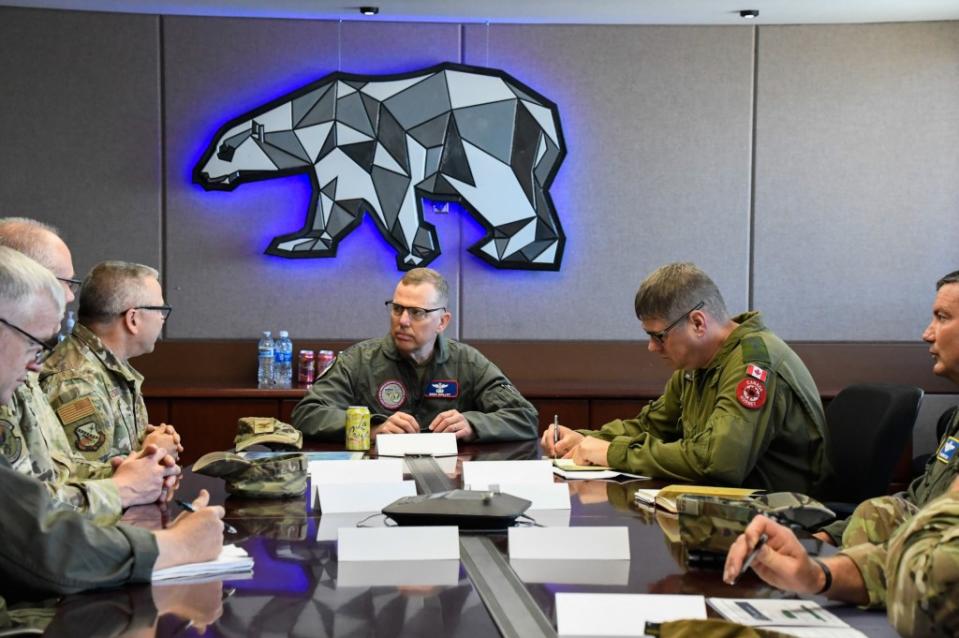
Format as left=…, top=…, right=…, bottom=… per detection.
left=45, top=476, right=123, bottom=526
left=579, top=372, right=684, bottom=443
left=605, top=358, right=782, bottom=484
left=290, top=350, right=356, bottom=438
left=459, top=351, right=538, bottom=442
left=43, top=370, right=118, bottom=463
left=885, top=491, right=959, bottom=637
left=839, top=541, right=888, bottom=609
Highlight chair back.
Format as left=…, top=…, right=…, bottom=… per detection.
left=824, top=383, right=923, bottom=503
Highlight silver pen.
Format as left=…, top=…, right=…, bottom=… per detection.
left=552, top=414, right=560, bottom=458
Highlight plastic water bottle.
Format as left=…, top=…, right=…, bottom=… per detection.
left=58, top=310, right=76, bottom=342
left=274, top=330, right=293, bottom=388
left=257, top=331, right=275, bottom=388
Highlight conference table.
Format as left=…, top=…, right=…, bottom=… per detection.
left=36, top=440, right=899, bottom=637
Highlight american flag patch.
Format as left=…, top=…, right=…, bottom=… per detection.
left=56, top=397, right=96, bottom=425
left=746, top=364, right=768, bottom=382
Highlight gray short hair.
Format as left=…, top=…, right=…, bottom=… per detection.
left=0, top=217, right=62, bottom=267
left=634, top=262, right=729, bottom=323
left=937, top=271, right=959, bottom=290
left=399, top=268, right=449, bottom=307
left=0, top=245, right=65, bottom=318
left=78, top=261, right=160, bottom=324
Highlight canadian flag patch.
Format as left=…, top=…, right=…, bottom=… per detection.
left=746, top=364, right=768, bottom=383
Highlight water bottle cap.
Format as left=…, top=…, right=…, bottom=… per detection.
left=262, top=331, right=272, bottom=337
left=279, top=330, right=289, bottom=338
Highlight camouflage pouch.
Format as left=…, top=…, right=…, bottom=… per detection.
left=193, top=451, right=308, bottom=499
left=645, top=619, right=796, bottom=638
left=677, top=492, right=835, bottom=554
left=234, top=417, right=303, bottom=452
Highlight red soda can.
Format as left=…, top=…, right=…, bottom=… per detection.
left=316, top=349, right=335, bottom=377
left=297, top=350, right=316, bottom=385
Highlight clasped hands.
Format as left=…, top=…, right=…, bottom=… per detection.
left=373, top=410, right=475, bottom=441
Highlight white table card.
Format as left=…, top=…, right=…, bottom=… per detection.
left=338, top=526, right=460, bottom=561
left=316, top=480, right=416, bottom=513
left=462, top=459, right=554, bottom=488
left=556, top=593, right=706, bottom=636
left=376, top=433, right=458, bottom=456
left=309, top=459, right=404, bottom=485
left=496, top=482, right=571, bottom=510
left=316, top=512, right=387, bottom=542
left=508, top=526, right=630, bottom=560
left=510, top=559, right=630, bottom=585
left=337, top=559, right=460, bottom=588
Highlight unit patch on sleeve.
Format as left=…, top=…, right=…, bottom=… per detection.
left=0, top=422, right=23, bottom=463
left=56, top=397, right=97, bottom=426
left=377, top=380, right=407, bottom=410
left=74, top=422, right=105, bottom=452
left=937, top=436, right=959, bottom=464
left=425, top=380, right=459, bottom=399
left=736, top=378, right=767, bottom=410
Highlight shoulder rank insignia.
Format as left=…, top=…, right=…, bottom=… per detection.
left=937, top=436, right=959, bottom=464
left=736, top=378, right=766, bottom=410
left=56, top=397, right=97, bottom=426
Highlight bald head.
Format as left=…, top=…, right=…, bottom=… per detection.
left=0, top=217, right=76, bottom=303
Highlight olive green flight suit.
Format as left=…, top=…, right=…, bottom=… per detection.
left=292, top=334, right=538, bottom=442
left=580, top=312, right=830, bottom=496
left=40, top=323, right=149, bottom=462
left=0, top=373, right=121, bottom=524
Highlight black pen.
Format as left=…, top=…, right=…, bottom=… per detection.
left=735, top=533, right=768, bottom=582
left=175, top=499, right=237, bottom=534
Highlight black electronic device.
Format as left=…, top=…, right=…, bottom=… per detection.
left=382, top=489, right=531, bottom=530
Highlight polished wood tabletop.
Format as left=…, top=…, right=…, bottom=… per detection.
left=34, top=441, right=899, bottom=637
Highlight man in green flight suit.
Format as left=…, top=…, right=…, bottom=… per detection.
left=544, top=262, right=830, bottom=496
left=41, top=260, right=181, bottom=463
left=292, top=267, right=538, bottom=442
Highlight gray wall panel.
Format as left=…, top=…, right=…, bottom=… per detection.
left=163, top=17, right=461, bottom=340
left=754, top=23, right=959, bottom=340
left=459, top=24, right=755, bottom=339
left=0, top=7, right=161, bottom=278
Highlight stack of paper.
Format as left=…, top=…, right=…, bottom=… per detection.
left=633, top=485, right=759, bottom=513
left=551, top=458, right=648, bottom=481
left=152, top=544, right=253, bottom=582
left=708, top=598, right=867, bottom=637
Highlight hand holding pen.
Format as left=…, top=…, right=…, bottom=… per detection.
left=552, top=414, right=560, bottom=458
left=176, top=498, right=237, bottom=534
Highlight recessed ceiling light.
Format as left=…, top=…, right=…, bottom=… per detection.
left=739, top=9, right=759, bottom=19
left=359, top=6, right=379, bottom=16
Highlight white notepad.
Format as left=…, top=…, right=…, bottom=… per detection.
left=151, top=544, right=253, bottom=582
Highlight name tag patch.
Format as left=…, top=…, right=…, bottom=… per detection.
left=937, top=436, right=959, bottom=464
left=426, top=380, right=459, bottom=399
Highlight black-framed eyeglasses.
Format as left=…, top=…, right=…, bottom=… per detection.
left=123, top=305, right=173, bottom=320
left=646, top=301, right=705, bottom=345
left=0, top=317, right=56, bottom=364
left=385, top=300, right=446, bottom=322
left=56, top=276, right=82, bottom=294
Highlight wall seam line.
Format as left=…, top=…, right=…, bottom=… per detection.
left=747, top=25, right=759, bottom=311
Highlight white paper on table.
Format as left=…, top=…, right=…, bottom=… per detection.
left=316, top=480, right=416, bottom=513
left=510, top=559, right=630, bottom=585
left=338, top=526, right=460, bottom=561
left=556, top=593, right=706, bottom=636
left=495, top=482, right=570, bottom=510
left=376, top=432, right=458, bottom=456
left=152, top=544, right=253, bottom=582
left=337, top=559, right=460, bottom=588
left=316, top=512, right=388, bottom=542
left=462, top=460, right=554, bottom=488
left=708, top=598, right=862, bottom=631
left=310, top=459, right=404, bottom=485
left=508, top=526, right=629, bottom=560
left=552, top=467, right=621, bottom=480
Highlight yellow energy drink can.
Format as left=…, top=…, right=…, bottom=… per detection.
left=345, top=406, right=371, bottom=451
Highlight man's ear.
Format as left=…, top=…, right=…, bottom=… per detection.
left=121, top=309, right=139, bottom=335
left=436, top=310, right=452, bottom=333
left=689, top=310, right=708, bottom=335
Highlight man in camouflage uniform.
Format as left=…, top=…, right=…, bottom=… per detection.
left=818, top=270, right=959, bottom=547
left=0, top=245, right=224, bottom=626
left=0, top=219, right=175, bottom=518
left=41, top=261, right=181, bottom=462
left=544, top=263, right=830, bottom=496
left=293, top=267, right=538, bottom=442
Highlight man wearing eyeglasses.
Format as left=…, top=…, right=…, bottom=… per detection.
left=543, top=262, right=830, bottom=496
left=0, top=220, right=178, bottom=520
left=292, top=268, right=538, bottom=442
left=41, top=261, right=180, bottom=463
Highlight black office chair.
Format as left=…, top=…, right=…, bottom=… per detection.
left=822, top=383, right=923, bottom=516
